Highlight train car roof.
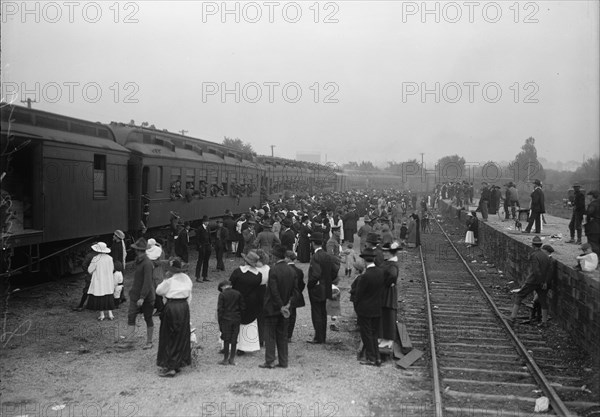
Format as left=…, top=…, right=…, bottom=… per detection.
left=0, top=104, right=129, bottom=152
left=107, top=123, right=258, bottom=164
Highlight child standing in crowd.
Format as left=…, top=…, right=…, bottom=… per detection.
left=217, top=280, right=245, bottom=366
left=576, top=243, right=599, bottom=272
left=341, top=243, right=359, bottom=277
left=113, top=261, right=124, bottom=308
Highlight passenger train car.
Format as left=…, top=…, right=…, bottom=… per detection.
left=0, top=104, right=344, bottom=276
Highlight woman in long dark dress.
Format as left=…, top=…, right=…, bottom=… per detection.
left=229, top=251, right=264, bottom=352
left=297, top=216, right=312, bottom=263
left=379, top=242, right=400, bottom=342
left=156, top=258, right=193, bottom=377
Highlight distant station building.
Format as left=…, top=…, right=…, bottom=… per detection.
left=296, top=152, right=321, bottom=164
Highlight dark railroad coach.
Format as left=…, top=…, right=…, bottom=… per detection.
left=1, top=104, right=345, bottom=277
left=1, top=104, right=130, bottom=276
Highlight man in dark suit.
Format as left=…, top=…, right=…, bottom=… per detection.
left=307, top=232, right=340, bottom=344
left=567, top=183, right=586, bottom=244
left=195, top=216, right=212, bottom=282
left=354, top=247, right=385, bottom=366
left=286, top=250, right=305, bottom=342
left=280, top=218, right=296, bottom=252
left=524, top=179, right=546, bottom=234
left=260, top=245, right=297, bottom=369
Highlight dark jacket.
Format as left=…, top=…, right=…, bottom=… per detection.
left=381, top=259, right=399, bottom=309
left=525, top=248, right=551, bottom=285
left=586, top=198, right=600, bottom=234
left=196, top=224, right=212, bottom=248
left=218, top=288, right=245, bottom=323
left=573, top=190, right=586, bottom=214
left=230, top=268, right=264, bottom=325
left=130, top=255, right=155, bottom=302
left=354, top=265, right=385, bottom=317
left=214, top=226, right=229, bottom=248
left=223, top=217, right=237, bottom=241
left=307, top=248, right=340, bottom=302
left=174, top=228, right=189, bottom=262
left=280, top=228, right=296, bottom=252
left=263, top=261, right=297, bottom=317
left=480, top=187, right=490, bottom=202
left=343, top=210, right=359, bottom=230
left=530, top=187, right=545, bottom=213
left=289, top=263, right=306, bottom=308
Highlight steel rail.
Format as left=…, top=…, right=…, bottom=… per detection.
left=418, top=245, right=444, bottom=417
left=433, top=218, right=573, bottom=417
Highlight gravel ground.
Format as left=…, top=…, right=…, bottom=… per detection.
left=1, top=236, right=428, bottom=417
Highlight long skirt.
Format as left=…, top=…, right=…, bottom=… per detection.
left=297, top=239, right=311, bottom=263
left=86, top=294, right=115, bottom=311
left=237, top=319, right=261, bottom=352
left=157, top=299, right=191, bottom=371
left=379, top=307, right=397, bottom=340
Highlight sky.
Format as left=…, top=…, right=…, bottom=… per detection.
left=2, top=0, right=599, bottom=168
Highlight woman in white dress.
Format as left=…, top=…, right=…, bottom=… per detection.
left=86, top=242, right=115, bottom=321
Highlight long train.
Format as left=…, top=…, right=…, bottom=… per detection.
left=0, top=104, right=412, bottom=277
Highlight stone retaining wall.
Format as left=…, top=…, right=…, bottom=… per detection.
left=439, top=200, right=600, bottom=357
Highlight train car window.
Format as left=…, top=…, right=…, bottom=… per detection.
left=143, top=134, right=151, bottom=144
left=186, top=169, right=195, bottom=190
left=93, top=154, right=107, bottom=198
left=156, top=166, right=163, bottom=191
left=170, top=168, right=183, bottom=199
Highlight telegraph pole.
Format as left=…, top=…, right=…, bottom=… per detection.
left=21, top=98, right=36, bottom=108
left=270, top=145, right=275, bottom=157
left=179, top=130, right=188, bottom=136
left=420, top=153, right=425, bottom=194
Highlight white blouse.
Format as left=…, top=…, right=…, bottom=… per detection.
left=156, top=272, right=193, bottom=305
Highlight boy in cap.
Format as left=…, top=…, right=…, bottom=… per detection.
left=217, top=280, right=245, bottom=365
left=508, top=236, right=552, bottom=327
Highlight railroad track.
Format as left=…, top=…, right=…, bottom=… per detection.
left=396, top=217, right=599, bottom=417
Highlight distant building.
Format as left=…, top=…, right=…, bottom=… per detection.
left=296, top=152, right=321, bottom=164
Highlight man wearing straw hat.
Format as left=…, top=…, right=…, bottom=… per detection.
left=118, top=237, right=155, bottom=350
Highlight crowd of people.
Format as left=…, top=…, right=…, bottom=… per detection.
left=72, top=188, right=434, bottom=376
left=72, top=181, right=599, bottom=377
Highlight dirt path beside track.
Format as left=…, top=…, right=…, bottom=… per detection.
left=1, top=238, right=427, bottom=417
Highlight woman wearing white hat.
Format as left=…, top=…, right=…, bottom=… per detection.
left=86, top=242, right=116, bottom=321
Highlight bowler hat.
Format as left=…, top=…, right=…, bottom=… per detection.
left=363, top=215, right=371, bottom=222
left=532, top=236, right=542, bottom=246
left=532, top=179, right=542, bottom=187
left=201, top=215, right=209, bottom=222
left=573, top=182, right=581, bottom=188
left=131, top=238, right=149, bottom=250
